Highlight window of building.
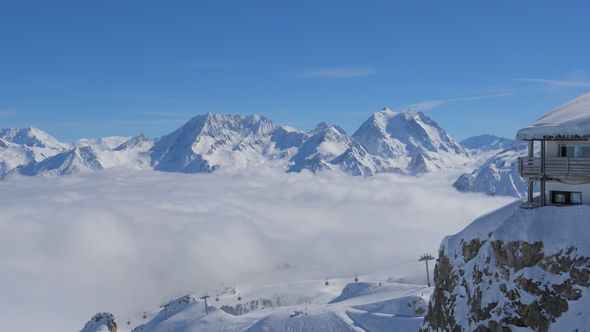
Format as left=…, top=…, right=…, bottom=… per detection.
left=551, top=191, right=582, bottom=205
left=559, top=144, right=590, bottom=157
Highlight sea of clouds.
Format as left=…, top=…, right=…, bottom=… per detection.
left=0, top=167, right=516, bottom=331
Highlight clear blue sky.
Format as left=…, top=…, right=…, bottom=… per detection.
left=2, top=1, right=590, bottom=143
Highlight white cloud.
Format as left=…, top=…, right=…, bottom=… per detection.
left=0, top=168, right=515, bottom=331
left=510, top=78, right=590, bottom=88
left=407, top=93, right=512, bottom=111
left=292, top=66, right=377, bottom=78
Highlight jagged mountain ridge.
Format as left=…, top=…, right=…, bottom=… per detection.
left=352, top=108, right=470, bottom=174
left=2, top=109, right=484, bottom=179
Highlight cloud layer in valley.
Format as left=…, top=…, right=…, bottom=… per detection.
left=0, top=168, right=516, bottom=331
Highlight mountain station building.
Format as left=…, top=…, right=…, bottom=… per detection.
left=517, top=92, right=590, bottom=208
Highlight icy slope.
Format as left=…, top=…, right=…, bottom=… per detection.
left=421, top=201, right=590, bottom=331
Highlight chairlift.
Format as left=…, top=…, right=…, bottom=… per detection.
left=325, top=278, right=329, bottom=286
left=216, top=292, right=219, bottom=301
left=127, top=319, right=131, bottom=325
left=143, top=312, right=147, bottom=319
left=355, top=274, right=359, bottom=282
left=238, top=294, right=242, bottom=301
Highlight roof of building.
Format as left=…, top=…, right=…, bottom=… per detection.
left=516, top=92, right=590, bottom=141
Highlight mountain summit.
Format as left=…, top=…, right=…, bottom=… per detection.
left=353, top=108, right=469, bottom=173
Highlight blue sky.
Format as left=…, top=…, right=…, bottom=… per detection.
left=1, top=1, right=590, bottom=143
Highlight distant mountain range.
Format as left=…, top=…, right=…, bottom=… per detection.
left=0, top=108, right=527, bottom=197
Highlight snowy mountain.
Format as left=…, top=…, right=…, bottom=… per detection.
left=460, top=134, right=514, bottom=155
left=0, top=127, right=68, bottom=177
left=12, top=135, right=154, bottom=177
left=150, top=113, right=289, bottom=173
left=421, top=201, right=590, bottom=331
left=1, top=109, right=477, bottom=178
left=453, top=142, right=529, bottom=197
left=352, top=108, right=470, bottom=174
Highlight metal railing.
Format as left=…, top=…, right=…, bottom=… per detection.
left=519, top=157, right=590, bottom=177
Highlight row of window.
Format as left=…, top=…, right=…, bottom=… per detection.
left=559, top=144, right=590, bottom=158
left=551, top=191, right=582, bottom=205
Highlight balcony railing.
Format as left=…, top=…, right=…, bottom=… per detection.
left=519, top=157, right=590, bottom=177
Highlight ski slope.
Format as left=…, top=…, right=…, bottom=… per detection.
left=104, top=278, right=432, bottom=332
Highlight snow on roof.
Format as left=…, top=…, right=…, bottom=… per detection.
left=516, top=92, right=590, bottom=141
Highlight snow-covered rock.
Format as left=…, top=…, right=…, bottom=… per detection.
left=421, top=201, right=590, bottom=331
left=80, top=312, right=118, bottom=332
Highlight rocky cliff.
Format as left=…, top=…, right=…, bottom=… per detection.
left=421, top=201, right=590, bottom=332
left=80, top=312, right=118, bottom=332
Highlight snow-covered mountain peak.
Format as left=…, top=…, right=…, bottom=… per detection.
left=401, top=107, right=419, bottom=119
left=353, top=107, right=469, bottom=173
left=73, top=136, right=133, bottom=151
left=150, top=113, right=281, bottom=173
left=1, top=110, right=475, bottom=178
left=308, top=121, right=330, bottom=135
left=0, top=127, right=66, bottom=150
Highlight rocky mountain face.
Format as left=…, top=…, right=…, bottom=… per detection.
left=0, top=109, right=477, bottom=179
left=420, top=202, right=590, bottom=331
left=80, top=312, right=118, bottom=332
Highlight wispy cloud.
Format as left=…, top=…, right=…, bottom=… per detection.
left=174, top=62, right=263, bottom=69
left=291, top=66, right=377, bottom=78
left=122, top=95, right=200, bottom=105
left=0, top=109, right=44, bottom=117
left=509, top=78, right=590, bottom=88
left=407, top=93, right=513, bottom=111
left=129, top=110, right=197, bottom=118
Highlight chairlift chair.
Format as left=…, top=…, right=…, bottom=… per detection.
left=238, top=294, right=242, bottom=301
left=325, top=278, right=329, bottom=286
left=355, top=274, right=359, bottom=282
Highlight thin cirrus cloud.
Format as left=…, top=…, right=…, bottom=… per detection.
left=406, top=93, right=513, bottom=111
left=509, top=78, right=590, bottom=88
left=291, top=66, right=377, bottom=78
left=174, top=62, right=266, bottom=69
